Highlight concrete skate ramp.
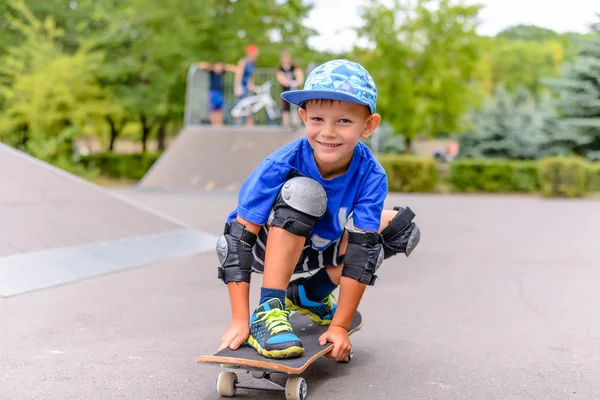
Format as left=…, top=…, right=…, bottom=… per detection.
left=137, top=126, right=304, bottom=192
left=0, top=143, right=217, bottom=297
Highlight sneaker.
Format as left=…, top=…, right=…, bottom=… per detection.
left=285, top=277, right=337, bottom=326
left=247, top=298, right=304, bottom=359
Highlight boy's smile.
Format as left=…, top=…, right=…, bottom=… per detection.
left=299, top=100, right=381, bottom=179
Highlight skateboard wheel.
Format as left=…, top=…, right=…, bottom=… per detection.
left=216, top=371, right=237, bottom=397
left=339, top=351, right=353, bottom=364
left=285, top=377, right=307, bottom=400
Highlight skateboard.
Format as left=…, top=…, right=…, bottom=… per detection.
left=197, top=311, right=363, bottom=400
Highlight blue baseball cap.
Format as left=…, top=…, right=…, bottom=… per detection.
left=281, top=59, right=378, bottom=113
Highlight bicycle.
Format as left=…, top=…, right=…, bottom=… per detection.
left=229, top=81, right=282, bottom=124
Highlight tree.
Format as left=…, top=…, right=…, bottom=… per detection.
left=0, top=0, right=114, bottom=173
left=543, top=35, right=600, bottom=160
left=482, top=37, right=565, bottom=97
left=360, top=122, right=406, bottom=154
left=94, top=0, right=317, bottom=151
left=458, top=85, right=540, bottom=160
left=353, top=0, right=483, bottom=152
left=535, top=96, right=577, bottom=157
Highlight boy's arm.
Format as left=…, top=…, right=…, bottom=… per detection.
left=234, top=59, right=245, bottom=95
left=328, top=173, right=388, bottom=331
left=196, top=61, right=211, bottom=70
left=226, top=216, right=261, bottom=321
left=225, top=64, right=238, bottom=73
left=331, top=275, right=366, bottom=330
left=276, top=69, right=289, bottom=87
left=294, top=67, right=305, bottom=86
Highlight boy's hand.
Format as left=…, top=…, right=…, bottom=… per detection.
left=319, top=325, right=351, bottom=361
left=218, top=319, right=249, bottom=351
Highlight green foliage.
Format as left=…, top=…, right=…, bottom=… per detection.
left=0, top=0, right=115, bottom=170
left=361, top=122, right=406, bottom=154
left=459, top=85, right=541, bottom=160
left=543, top=36, right=600, bottom=160
left=538, top=156, right=597, bottom=198
left=449, top=159, right=539, bottom=193
left=377, top=154, right=439, bottom=192
left=78, top=152, right=162, bottom=180
left=483, top=37, right=564, bottom=97
left=354, top=0, right=483, bottom=151
left=594, top=162, right=600, bottom=191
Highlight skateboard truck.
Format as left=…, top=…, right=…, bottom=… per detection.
left=216, top=368, right=308, bottom=400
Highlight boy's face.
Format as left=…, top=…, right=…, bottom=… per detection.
left=299, top=100, right=381, bottom=176
left=213, top=62, right=224, bottom=73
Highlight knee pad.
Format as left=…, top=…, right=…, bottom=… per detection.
left=216, top=219, right=258, bottom=284
left=381, top=206, right=421, bottom=258
left=341, top=230, right=384, bottom=286
left=269, top=176, right=327, bottom=237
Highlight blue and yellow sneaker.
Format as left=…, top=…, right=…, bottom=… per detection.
left=247, top=298, right=304, bottom=359
left=285, top=277, right=337, bottom=326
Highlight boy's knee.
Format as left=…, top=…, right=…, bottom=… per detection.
left=269, top=176, right=327, bottom=237
left=380, top=206, right=421, bottom=259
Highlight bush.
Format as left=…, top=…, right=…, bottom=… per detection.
left=378, top=155, right=438, bottom=192
left=78, top=152, right=162, bottom=181
left=449, top=159, right=539, bottom=193
left=538, top=156, right=596, bottom=198
left=595, top=162, right=600, bottom=192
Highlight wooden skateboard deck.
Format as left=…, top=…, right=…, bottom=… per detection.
left=197, top=311, right=363, bottom=375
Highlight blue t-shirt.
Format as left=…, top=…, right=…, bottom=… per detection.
left=209, top=70, right=225, bottom=92
left=227, top=137, right=388, bottom=251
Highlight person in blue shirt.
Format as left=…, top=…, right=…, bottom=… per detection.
left=215, top=59, right=421, bottom=361
left=234, top=44, right=259, bottom=126
left=196, top=60, right=237, bottom=126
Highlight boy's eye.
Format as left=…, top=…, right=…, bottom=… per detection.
left=311, top=117, right=323, bottom=122
left=339, top=119, right=352, bottom=124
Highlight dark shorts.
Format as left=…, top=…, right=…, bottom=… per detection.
left=209, top=90, right=224, bottom=111
left=281, top=100, right=291, bottom=112
left=251, top=225, right=344, bottom=275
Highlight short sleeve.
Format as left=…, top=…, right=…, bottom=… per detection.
left=351, top=172, right=388, bottom=232
left=235, top=158, right=287, bottom=225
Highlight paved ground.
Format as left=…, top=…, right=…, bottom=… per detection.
left=2, top=190, right=600, bottom=400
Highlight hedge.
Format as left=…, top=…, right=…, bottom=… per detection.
left=538, top=156, right=597, bottom=198
left=78, top=152, right=600, bottom=199
left=78, top=152, right=162, bottom=181
left=377, top=154, right=439, bottom=193
left=448, top=159, right=539, bottom=193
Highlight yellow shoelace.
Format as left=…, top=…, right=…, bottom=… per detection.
left=255, top=308, right=293, bottom=334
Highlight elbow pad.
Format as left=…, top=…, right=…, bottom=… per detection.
left=216, top=220, right=257, bottom=284
left=341, top=230, right=384, bottom=286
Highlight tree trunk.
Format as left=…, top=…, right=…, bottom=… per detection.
left=405, top=136, right=413, bottom=154
left=140, top=114, right=153, bottom=153
left=106, top=116, right=127, bottom=152
left=107, top=117, right=117, bottom=152
left=157, top=119, right=167, bottom=151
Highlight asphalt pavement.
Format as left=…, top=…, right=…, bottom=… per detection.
left=2, top=190, right=600, bottom=400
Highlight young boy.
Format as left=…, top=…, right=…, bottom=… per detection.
left=196, top=60, right=237, bottom=126
left=215, top=59, right=421, bottom=362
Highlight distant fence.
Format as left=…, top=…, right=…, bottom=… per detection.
left=184, top=64, right=316, bottom=127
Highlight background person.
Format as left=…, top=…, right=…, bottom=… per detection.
left=234, top=44, right=259, bottom=126
left=276, top=51, right=304, bottom=127
left=197, top=60, right=237, bottom=126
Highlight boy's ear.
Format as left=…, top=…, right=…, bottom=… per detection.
left=298, top=107, right=308, bottom=125
left=361, top=113, right=382, bottom=139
